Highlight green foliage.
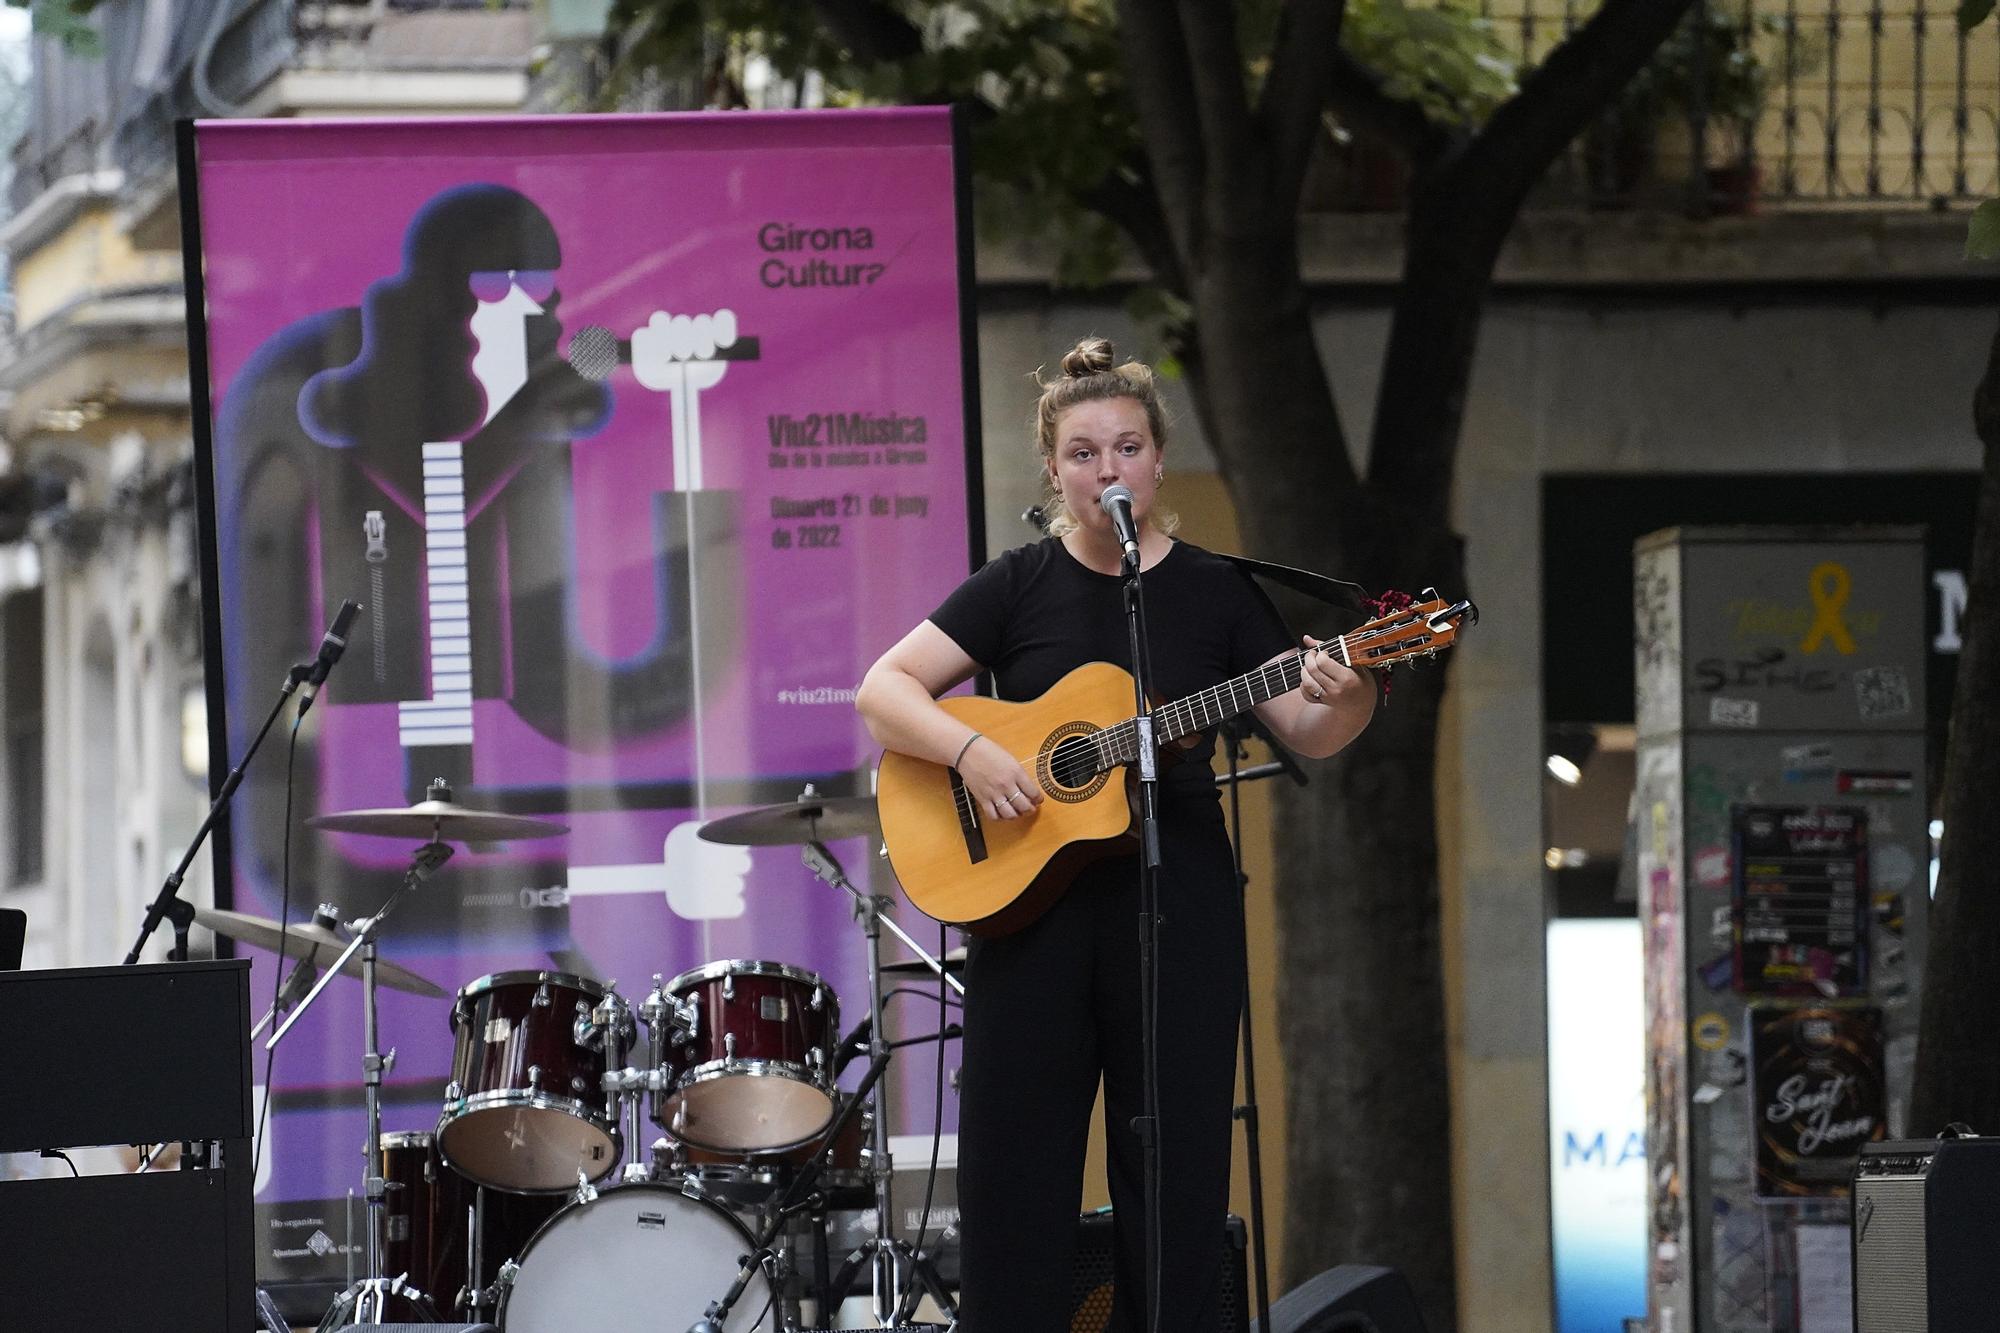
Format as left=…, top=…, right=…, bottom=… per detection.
left=1641, top=8, right=1780, bottom=129
left=1337, top=0, right=1517, bottom=128
left=8, top=0, right=101, bottom=57
left=607, top=0, right=1151, bottom=290
left=1967, top=198, right=2000, bottom=261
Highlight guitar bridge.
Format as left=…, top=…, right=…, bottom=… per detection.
left=948, top=768, right=989, bottom=865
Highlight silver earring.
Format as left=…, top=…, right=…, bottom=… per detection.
left=1153, top=470, right=1163, bottom=483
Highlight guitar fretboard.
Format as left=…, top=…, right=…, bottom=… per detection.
left=1089, top=649, right=1313, bottom=771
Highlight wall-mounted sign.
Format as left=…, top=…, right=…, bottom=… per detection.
left=1732, top=805, right=1869, bottom=997
left=1751, top=1005, right=1885, bottom=1199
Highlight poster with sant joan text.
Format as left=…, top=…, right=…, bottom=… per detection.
left=184, top=108, right=977, bottom=1295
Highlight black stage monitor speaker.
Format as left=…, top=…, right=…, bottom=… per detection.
left=1252, top=1265, right=1427, bottom=1333
left=1854, top=1135, right=2000, bottom=1332
left=1069, top=1211, right=1248, bottom=1333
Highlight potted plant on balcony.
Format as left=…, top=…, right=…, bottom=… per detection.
left=1637, top=8, right=1781, bottom=215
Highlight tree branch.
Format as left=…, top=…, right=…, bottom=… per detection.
left=1078, top=162, right=1189, bottom=298
left=1322, top=47, right=1456, bottom=166
left=1447, top=0, right=1697, bottom=221
left=1365, top=0, right=1697, bottom=512
left=1175, top=0, right=1260, bottom=205
left=807, top=0, right=923, bottom=63
left=1258, top=0, right=1349, bottom=214
left=1114, top=0, right=1207, bottom=276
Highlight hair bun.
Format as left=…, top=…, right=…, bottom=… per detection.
left=1060, top=337, right=1115, bottom=379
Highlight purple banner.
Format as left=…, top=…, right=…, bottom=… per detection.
left=187, top=109, right=974, bottom=1266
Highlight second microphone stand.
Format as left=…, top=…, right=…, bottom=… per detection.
left=1215, top=711, right=1306, bottom=1333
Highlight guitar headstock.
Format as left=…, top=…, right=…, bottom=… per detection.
left=1335, top=589, right=1477, bottom=670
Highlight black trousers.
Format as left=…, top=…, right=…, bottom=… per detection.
left=955, top=806, right=1246, bottom=1333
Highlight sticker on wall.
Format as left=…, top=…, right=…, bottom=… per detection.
left=1836, top=769, right=1914, bottom=795
left=1710, top=697, right=1761, bottom=728
left=1780, top=743, right=1835, bottom=784
left=1693, top=1011, right=1732, bottom=1051
left=1853, top=666, right=1912, bottom=720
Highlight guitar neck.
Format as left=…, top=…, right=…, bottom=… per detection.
left=1094, top=647, right=1314, bottom=768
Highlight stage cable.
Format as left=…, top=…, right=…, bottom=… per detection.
left=884, top=985, right=960, bottom=1011
left=253, top=715, right=304, bottom=1181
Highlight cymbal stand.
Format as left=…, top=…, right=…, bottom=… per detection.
left=269, top=839, right=454, bottom=1326
left=799, top=832, right=960, bottom=1324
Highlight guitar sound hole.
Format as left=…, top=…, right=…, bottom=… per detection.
left=1047, top=734, right=1100, bottom=791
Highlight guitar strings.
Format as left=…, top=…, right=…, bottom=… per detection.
left=950, top=609, right=1439, bottom=816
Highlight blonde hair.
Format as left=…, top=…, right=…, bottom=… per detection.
left=1032, top=336, right=1178, bottom=538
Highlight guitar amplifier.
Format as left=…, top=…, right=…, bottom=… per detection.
left=1069, top=1211, right=1247, bottom=1333
left=1853, top=1136, right=2000, bottom=1332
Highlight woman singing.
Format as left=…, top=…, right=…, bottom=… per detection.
left=856, top=337, right=1375, bottom=1333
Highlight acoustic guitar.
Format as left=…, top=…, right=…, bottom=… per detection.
left=876, top=594, right=1477, bottom=936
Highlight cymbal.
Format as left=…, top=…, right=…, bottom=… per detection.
left=307, top=799, right=567, bottom=842
left=696, top=795, right=880, bottom=846
left=194, top=907, right=447, bottom=998
left=882, top=946, right=967, bottom=978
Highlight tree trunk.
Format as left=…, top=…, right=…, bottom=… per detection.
left=1909, top=315, right=2000, bottom=1132
left=1182, top=236, right=1466, bottom=1330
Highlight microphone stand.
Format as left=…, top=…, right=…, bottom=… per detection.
left=124, top=658, right=313, bottom=965
left=1215, top=711, right=1306, bottom=1333
left=1119, top=538, right=1166, bottom=1333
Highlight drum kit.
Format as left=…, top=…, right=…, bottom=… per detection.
left=212, top=780, right=962, bottom=1331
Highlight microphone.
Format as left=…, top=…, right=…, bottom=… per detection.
left=296, top=600, right=361, bottom=718
left=1099, top=483, right=1140, bottom=565
left=565, top=324, right=762, bottom=382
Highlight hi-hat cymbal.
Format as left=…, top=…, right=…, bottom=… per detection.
left=697, top=795, right=880, bottom=846
left=882, top=946, right=968, bottom=978
left=194, top=907, right=446, bottom=998
left=307, top=799, right=567, bottom=842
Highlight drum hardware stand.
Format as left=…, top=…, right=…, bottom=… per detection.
left=1214, top=712, right=1305, bottom=1333
left=269, top=838, right=455, bottom=1327
left=592, top=984, right=670, bottom=1185
left=248, top=904, right=347, bottom=1037
left=690, top=1046, right=952, bottom=1332
left=799, top=829, right=962, bottom=1325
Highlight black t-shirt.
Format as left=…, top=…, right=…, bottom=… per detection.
left=928, top=538, right=1293, bottom=803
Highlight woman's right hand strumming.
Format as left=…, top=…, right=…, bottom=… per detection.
left=855, top=621, right=1045, bottom=821
left=950, top=732, right=1043, bottom=822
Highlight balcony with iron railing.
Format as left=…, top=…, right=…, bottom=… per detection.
left=1479, top=0, right=1999, bottom=211
left=725, top=1, right=2000, bottom=220
left=8, top=0, right=535, bottom=222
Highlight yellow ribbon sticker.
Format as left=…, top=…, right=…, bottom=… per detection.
left=1799, top=561, right=1857, bottom=655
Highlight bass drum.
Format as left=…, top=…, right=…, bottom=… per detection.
left=498, top=1182, right=777, bottom=1332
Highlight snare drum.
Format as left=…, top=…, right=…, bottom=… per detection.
left=661, top=1092, right=874, bottom=1212
left=654, top=960, right=838, bottom=1153
left=438, top=970, right=620, bottom=1193
left=497, top=1182, right=776, bottom=1331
